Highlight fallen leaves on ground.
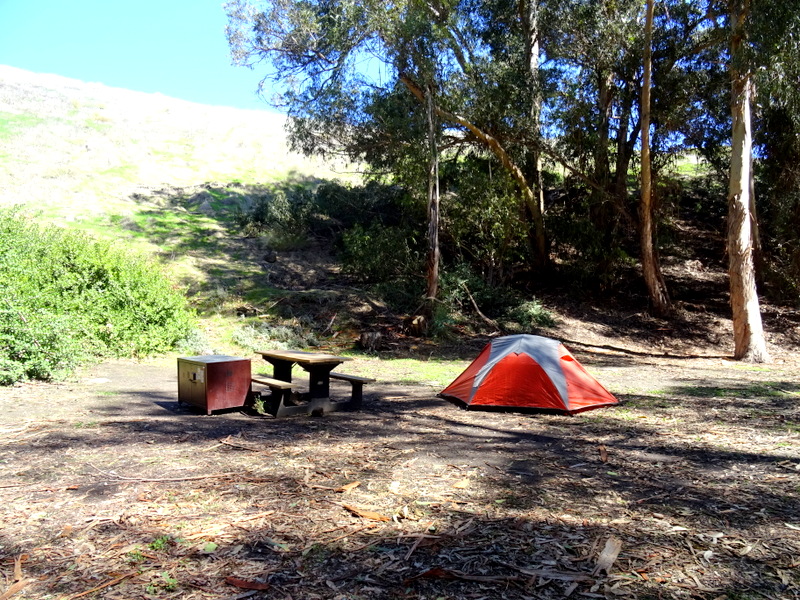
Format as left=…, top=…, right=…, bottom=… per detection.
left=0, top=354, right=798, bottom=599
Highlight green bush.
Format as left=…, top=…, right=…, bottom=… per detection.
left=429, top=264, right=555, bottom=336
left=235, top=186, right=314, bottom=237
left=313, top=181, right=419, bottom=231
left=439, top=160, right=528, bottom=287
left=503, top=299, right=556, bottom=329
left=235, top=179, right=423, bottom=239
left=439, top=263, right=514, bottom=317
left=232, top=321, right=319, bottom=352
left=0, top=208, right=192, bottom=384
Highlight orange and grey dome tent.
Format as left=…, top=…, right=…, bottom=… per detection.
left=439, top=335, right=618, bottom=414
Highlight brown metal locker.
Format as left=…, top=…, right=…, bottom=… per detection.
left=177, top=355, right=251, bottom=414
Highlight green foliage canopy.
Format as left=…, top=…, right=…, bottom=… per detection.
left=228, top=0, right=800, bottom=305
left=0, top=208, right=193, bottom=384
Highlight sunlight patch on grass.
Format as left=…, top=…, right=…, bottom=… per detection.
left=354, top=357, right=467, bottom=388
left=0, top=111, right=46, bottom=140
left=667, top=384, right=790, bottom=399
left=674, top=153, right=710, bottom=177
left=84, top=115, right=113, bottom=133
left=99, top=163, right=139, bottom=181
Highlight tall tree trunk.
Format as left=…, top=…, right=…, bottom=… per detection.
left=728, top=0, right=770, bottom=362
left=640, top=0, right=672, bottom=316
left=425, top=84, right=440, bottom=303
left=591, top=70, right=615, bottom=234
left=748, top=151, right=765, bottom=285
left=614, top=80, right=640, bottom=228
left=614, top=84, right=633, bottom=206
left=595, top=71, right=614, bottom=192
left=521, top=0, right=547, bottom=235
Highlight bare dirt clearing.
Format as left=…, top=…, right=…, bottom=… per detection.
left=1, top=348, right=799, bottom=600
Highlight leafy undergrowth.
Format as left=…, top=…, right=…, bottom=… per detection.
left=0, top=353, right=798, bottom=599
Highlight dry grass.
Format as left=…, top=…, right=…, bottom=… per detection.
left=1, top=64, right=799, bottom=600
left=0, top=65, right=349, bottom=225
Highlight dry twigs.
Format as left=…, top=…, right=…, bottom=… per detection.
left=87, top=463, right=237, bottom=483
left=0, top=351, right=798, bottom=599
left=61, top=571, right=139, bottom=600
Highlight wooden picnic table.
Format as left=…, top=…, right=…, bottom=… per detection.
left=253, top=350, right=374, bottom=417
left=258, top=349, right=350, bottom=398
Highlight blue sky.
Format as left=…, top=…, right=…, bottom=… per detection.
left=0, top=0, right=275, bottom=111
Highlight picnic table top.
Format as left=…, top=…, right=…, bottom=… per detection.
left=257, top=349, right=352, bottom=365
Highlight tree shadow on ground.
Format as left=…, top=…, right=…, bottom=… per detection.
left=3, top=369, right=799, bottom=598
left=2, top=343, right=799, bottom=599
left=4, top=404, right=798, bottom=598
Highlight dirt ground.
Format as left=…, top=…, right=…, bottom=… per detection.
left=1, top=343, right=799, bottom=600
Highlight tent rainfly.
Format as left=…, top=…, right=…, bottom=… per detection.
left=439, top=334, right=618, bottom=414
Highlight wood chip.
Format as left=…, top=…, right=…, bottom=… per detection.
left=61, top=570, right=139, bottom=600
left=336, top=481, right=361, bottom=493
left=224, top=576, right=270, bottom=590
left=405, top=567, right=521, bottom=584
left=342, top=504, right=392, bottom=522
left=0, top=579, right=35, bottom=600
left=13, top=556, right=23, bottom=581
left=594, top=536, right=623, bottom=575
left=514, top=567, right=593, bottom=582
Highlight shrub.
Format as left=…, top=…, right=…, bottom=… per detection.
left=235, top=180, right=423, bottom=244
left=503, top=299, right=556, bottom=329
left=232, top=321, right=319, bottom=352
left=439, top=160, right=528, bottom=287
left=175, top=328, right=214, bottom=355
left=0, top=207, right=192, bottom=383
left=341, top=223, right=422, bottom=282
left=235, top=186, right=314, bottom=237
left=439, top=263, right=514, bottom=317
left=428, top=264, right=555, bottom=336
left=313, top=181, right=419, bottom=231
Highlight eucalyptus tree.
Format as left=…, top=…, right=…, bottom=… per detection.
left=636, top=0, right=721, bottom=315
left=687, top=0, right=800, bottom=361
left=640, top=0, right=671, bottom=316
left=541, top=0, right=700, bottom=310
left=542, top=0, right=642, bottom=234
left=226, top=0, right=551, bottom=274
left=727, top=0, right=800, bottom=361
left=723, top=0, right=770, bottom=361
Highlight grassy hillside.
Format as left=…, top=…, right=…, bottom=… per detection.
left=0, top=66, right=356, bottom=352
left=0, top=65, right=344, bottom=220
left=2, top=66, right=797, bottom=363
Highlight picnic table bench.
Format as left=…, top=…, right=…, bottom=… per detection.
left=329, top=372, right=375, bottom=404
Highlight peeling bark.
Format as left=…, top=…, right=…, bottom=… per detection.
left=640, top=0, right=672, bottom=316
left=727, top=0, right=770, bottom=362
left=425, top=85, right=440, bottom=303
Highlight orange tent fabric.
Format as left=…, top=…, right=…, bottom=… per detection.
left=439, top=335, right=618, bottom=414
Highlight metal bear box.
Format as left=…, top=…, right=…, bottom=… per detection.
left=177, top=355, right=251, bottom=414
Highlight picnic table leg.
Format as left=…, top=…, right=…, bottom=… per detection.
left=348, top=382, right=364, bottom=409
left=307, top=366, right=333, bottom=398
left=266, top=359, right=294, bottom=383
left=266, top=388, right=291, bottom=416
